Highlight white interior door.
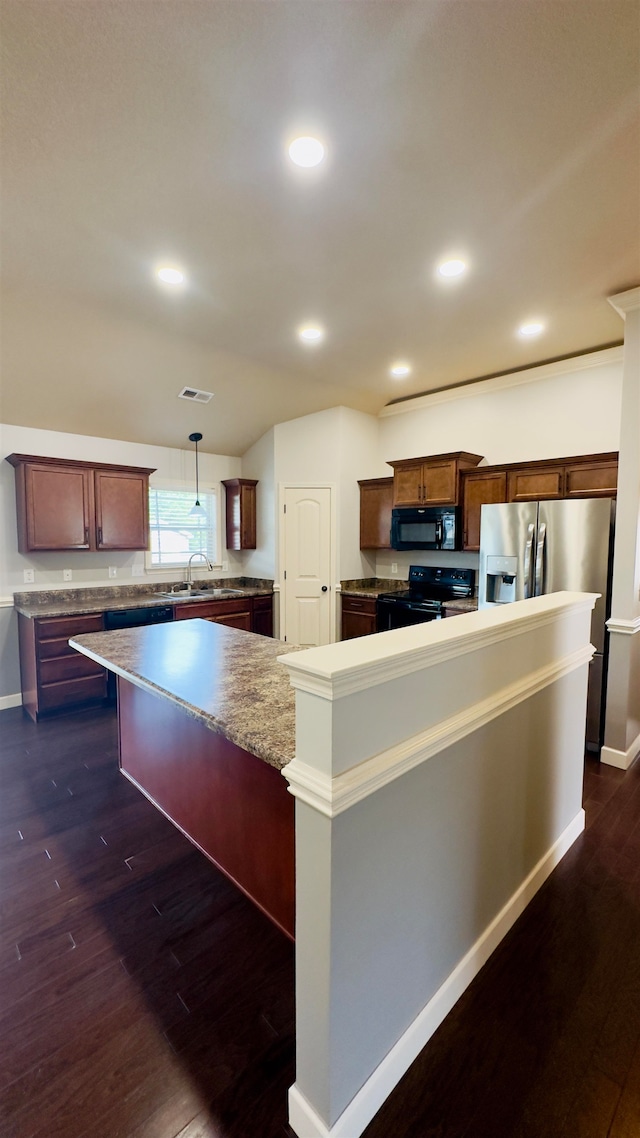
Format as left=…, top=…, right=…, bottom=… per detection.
left=282, top=486, right=332, bottom=646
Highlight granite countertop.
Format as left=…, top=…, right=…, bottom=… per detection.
left=340, top=580, right=479, bottom=611
left=340, top=578, right=408, bottom=599
left=70, top=620, right=299, bottom=771
left=442, top=598, right=479, bottom=613
left=14, top=579, right=273, bottom=619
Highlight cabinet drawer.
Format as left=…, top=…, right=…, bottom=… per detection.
left=38, top=635, right=92, bottom=660
left=39, top=673, right=107, bottom=711
left=35, top=613, right=104, bottom=641
left=174, top=598, right=250, bottom=621
left=205, top=611, right=253, bottom=631
left=39, top=655, right=106, bottom=684
left=341, top=596, right=377, bottom=615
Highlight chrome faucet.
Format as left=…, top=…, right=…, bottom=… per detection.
left=185, top=552, right=214, bottom=586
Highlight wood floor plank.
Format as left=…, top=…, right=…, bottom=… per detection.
left=1, top=704, right=640, bottom=1138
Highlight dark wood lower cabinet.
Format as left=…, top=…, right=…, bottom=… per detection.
left=117, top=677, right=295, bottom=938
left=18, top=612, right=108, bottom=722
left=341, top=595, right=378, bottom=639
left=174, top=594, right=273, bottom=635
left=252, top=594, right=274, bottom=637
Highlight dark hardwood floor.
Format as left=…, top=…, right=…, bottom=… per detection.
left=0, top=705, right=638, bottom=1138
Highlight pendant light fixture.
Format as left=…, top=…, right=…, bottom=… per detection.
left=188, top=432, right=206, bottom=518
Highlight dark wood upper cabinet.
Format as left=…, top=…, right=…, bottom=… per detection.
left=563, top=456, right=618, bottom=498
left=389, top=452, right=484, bottom=507
left=222, top=478, right=258, bottom=550
left=5, top=454, right=155, bottom=553
left=460, top=452, right=618, bottom=550
left=507, top=465, right=565, bottom=502
left=94, top=468, right=150, bottom=550
left=22, top=461, right=93, bottom=550
left=358, top=477, right=393, bottom=549
left=461, top=470, right=508, bottom=551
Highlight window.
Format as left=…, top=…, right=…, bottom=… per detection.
left=146, top=485, right=220, bottom=569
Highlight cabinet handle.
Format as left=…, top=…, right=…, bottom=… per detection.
left=84, top=526, right=89, bottom=545
left=97, top=527, right=103, bottom=545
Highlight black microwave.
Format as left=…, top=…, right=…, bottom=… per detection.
left=391, top=506, right=459, bottom=551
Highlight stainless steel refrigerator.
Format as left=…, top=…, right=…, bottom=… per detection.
left=478, top=497, right=615, bottom=751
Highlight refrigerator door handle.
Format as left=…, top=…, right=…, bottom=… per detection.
left=524, top=522, right=535, bottom=598
left=534, top=522, right=547, bottom=596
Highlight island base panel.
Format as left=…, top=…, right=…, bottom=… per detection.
left=117, top=678, right=295, bottom=939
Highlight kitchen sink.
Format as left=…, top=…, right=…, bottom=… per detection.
left=155, top=588, right=245, bottom=600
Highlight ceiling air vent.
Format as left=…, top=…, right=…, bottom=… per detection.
left=178, top=386, right=214, bottom=404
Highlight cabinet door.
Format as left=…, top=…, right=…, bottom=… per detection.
left=94, top=469, right=150, bottom=550
left=462, top=471, right=507, bottom=551
left=24, top=463, right=92, bottom=550
left=341, top=597, right=377, bottom=640
left=252, top=596, right=273, bottom=637
left=507, top=467, right=564, bottom=502
left=422, top=460, right=458, bottom=505
left=223, top=479, right=257, bottom=549
left=239, top=483, right=257, bottom=549
left=359, top=479, right=393, bottom=549
left=393, top=462, right=424, bottom=506
left=564, top=459, right=618, bottom=498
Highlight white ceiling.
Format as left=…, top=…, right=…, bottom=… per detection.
left=1, top=0, right=639, bottom=455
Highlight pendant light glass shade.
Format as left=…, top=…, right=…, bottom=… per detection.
left=188, top=432, right=206, bottom=518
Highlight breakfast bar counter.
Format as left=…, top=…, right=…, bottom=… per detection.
left=71, top=619, right=300, bottom=936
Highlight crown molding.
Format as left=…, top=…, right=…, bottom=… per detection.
left=379, top=346, right=623, bottom=419
left=608, top=287, right=640, bottom=318
left=607, top=614, right=640, bottom=635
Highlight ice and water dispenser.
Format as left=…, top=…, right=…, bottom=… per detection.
left=484, top=555, right=518, bottom=604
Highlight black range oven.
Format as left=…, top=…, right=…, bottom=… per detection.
left=377, top=565, right=475, bottom=632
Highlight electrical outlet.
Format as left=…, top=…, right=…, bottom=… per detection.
left=63, top=568, right=72, bottom=581
left=108, top=567, right=117, bottom=578
left=132, top=564, right=144, bottom=577
left=222, top=561, right=229, bottom=572
left=391, top=562, right=398, bottom=574
left=23, top=569, right=35, bottom=584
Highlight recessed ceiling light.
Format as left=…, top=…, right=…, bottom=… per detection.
left=155, top=265, right=186, bottom=286
left=288, top=137, right=325, bottom=168
left=390, top=362, right=411, bottom=378
left=437, top=258, right=467, bottom=279
left=298, top=324, right=325, bottom=344
left=518, top=321, right=545, bottom=337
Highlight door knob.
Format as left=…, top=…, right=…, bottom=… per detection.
left=321, top=586, right=328, bottom=592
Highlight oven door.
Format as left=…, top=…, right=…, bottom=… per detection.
left=376, top=599, right=441, bottom=632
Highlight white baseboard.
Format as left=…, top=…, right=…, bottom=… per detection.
left=601, top=730, right=640, bottom=771
left=288, top=808, right=585, bottom=1138
left=0, top=693, right=22, bottom=711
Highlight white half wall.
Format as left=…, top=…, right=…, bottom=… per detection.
left=281, top=592, right=596, bottom=1136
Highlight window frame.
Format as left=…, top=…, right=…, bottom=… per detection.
left=145, top=479, right=222, bottom=572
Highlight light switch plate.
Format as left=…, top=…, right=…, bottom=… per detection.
left=63, top=569, right=72, bottom=581
left=132, top=564, right=144, bottom=577
left=391, top=562, right=398, bottom=574
left=108, top=567, right=117, bottom=578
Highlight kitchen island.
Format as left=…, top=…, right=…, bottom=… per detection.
left=70, top=618, right=299, bottom=938
left=73, top=593, right=598, bottom=1138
